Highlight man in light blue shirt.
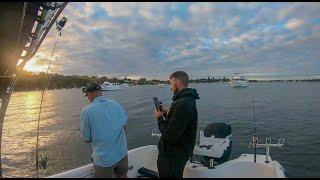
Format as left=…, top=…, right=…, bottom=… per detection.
left=80, top=82, right=129, bottom=178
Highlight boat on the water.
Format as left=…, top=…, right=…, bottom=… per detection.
left=230, top=73, right=249, bottom=87
left=157, top=83, right=165, bottom=88
left=120, top=83, right=130, bottom=88
left=49, top=122, right=286, bottom=178
left=100, top=81, right=122, bottom=91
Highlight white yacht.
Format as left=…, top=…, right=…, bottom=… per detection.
left=120, top=83, right=130, bottom=88
left=157, top=83, right=165, bottom=88
left=230, top=73, right=249, bottom=87
left=100, top=81, right=122, bottom=91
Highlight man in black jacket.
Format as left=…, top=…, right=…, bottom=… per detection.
left=154, top=71, right=200, bottom=178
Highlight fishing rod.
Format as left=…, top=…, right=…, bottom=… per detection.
left=249, top=97, right=287, bottom=164
left=35, top=31, right=60, bottom=177
left=35, top=17, right=67, bottom=177
left=251, top=97, right=257, bottom=163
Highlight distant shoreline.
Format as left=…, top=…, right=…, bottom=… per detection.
left=248, top=79, right=320, bottom=82
left=12, top=79, right=320, bottom=93
left=11, top=70, right=320, bottom=92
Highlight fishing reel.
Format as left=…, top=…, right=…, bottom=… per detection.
left=56, top=17, right=68, bottom=31
left=38, top=155, right=48, bottom=170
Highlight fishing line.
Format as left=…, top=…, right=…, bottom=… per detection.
left=35, top=30, right=62, bottom=177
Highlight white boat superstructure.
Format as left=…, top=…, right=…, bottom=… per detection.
left=157, top=83, right=165, bottom=88
left=120, top=83, right=130, bottom=88
left=49, top=123, right=286, bottom=178
left=100, top=81, right=122, bottom=91
left=230, top=73, right=248, bottom=87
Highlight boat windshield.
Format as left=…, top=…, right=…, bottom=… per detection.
left=233, top=76, right=246, bottom=80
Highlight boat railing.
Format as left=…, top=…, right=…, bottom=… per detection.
left=248, top=137, right=286, bottom=163
left=151, top=129, right=161, bottom=137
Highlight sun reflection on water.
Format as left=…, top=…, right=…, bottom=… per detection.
left=1, top=89, right=91, bottom=178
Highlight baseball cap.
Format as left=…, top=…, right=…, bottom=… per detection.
left=82, top=82, right=102, bottom=96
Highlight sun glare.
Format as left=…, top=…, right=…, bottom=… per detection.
left=23, top=52, right=52, bottom=72
left=23, top=59, right=46, bottom=72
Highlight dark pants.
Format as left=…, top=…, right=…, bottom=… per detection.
left=93, top=155, right=129, bottom=178
left=157, top=154, right=188, bottom=178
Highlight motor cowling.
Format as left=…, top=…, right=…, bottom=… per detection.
left=204, top=122, right=232, bottom=138
left=200, top=122, right=232, bottom=167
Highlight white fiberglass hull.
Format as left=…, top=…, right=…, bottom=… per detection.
left=230, top=80, right=248, bottom=87
left=48, top=145, right=285, bottom=178
left=101, top=87, right=122, bottom=91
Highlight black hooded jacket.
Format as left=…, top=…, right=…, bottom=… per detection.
left=157, top=88, right=200, bottom=159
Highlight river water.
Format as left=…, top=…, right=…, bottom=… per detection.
left=2, top=82, right=320, bottom=177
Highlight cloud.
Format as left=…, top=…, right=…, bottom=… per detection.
left=285, top=18, right=304, bottom=30
left=227, top=16, right=241, bottom=28
left=24, top=2, right=320, bottom=80
left=169, top=17, right=187, bottom=31
left=277, top=2, right=320, bottom=21
left=249, top=6, right=281, bottom=25
left=228, top=31, right=259, bottom=45
left=188, top=3, right=214, bottom=15
left=100, top=2, right=137, bottom=17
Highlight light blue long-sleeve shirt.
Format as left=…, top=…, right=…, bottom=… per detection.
left=80, top=95, right=128, bottom=167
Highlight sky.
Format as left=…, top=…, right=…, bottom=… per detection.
left=24, top=2, right=320, bottom=80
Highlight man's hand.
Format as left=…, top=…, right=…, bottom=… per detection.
left=154, top=108, right=167, bottom=119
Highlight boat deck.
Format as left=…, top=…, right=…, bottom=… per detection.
left=49, top=145, right=285, bottom=178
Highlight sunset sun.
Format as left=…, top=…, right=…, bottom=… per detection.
left=23, top=52, right=55, bottom=72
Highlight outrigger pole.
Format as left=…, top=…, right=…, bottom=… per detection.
left=0, top=2, right=68, bottom=178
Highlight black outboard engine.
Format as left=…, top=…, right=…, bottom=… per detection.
left=204, top=122, right=232, bottom=139
left=193, top=122, right=232, bottom=168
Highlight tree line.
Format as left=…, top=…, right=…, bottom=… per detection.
left=12, top=71, right=319, bottom=92
left=12, top=71, right=234, bottom=91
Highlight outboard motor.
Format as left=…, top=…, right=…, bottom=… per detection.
left=193, top=122, right=232, bottom=168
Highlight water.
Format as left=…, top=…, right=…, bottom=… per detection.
left=2, top=82, right=320, bottom=177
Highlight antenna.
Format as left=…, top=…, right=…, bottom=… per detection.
left=251, top=96, right=257, bottom=163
